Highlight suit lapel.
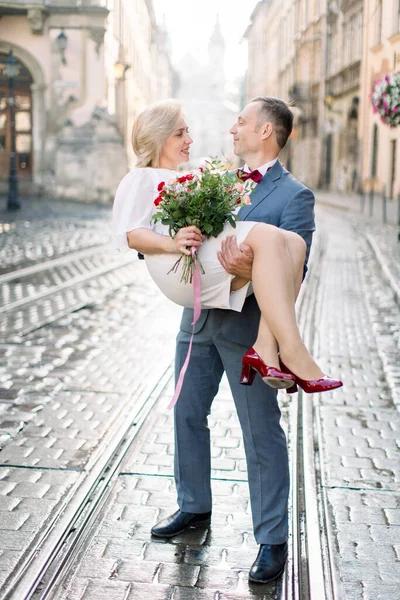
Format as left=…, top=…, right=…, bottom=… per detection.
left=238, top=160, right=283, bottom=220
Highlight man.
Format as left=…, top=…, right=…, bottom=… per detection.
left=151, top=97, right=315, bottom=583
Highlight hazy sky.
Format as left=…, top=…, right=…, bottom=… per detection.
left=152, top=0, right=259, bottom=80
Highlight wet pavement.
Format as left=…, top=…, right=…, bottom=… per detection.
left=0, top=192, right=399, bottom=598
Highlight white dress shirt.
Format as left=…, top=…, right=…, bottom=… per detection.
left=242, top=157, right=278, bottom=176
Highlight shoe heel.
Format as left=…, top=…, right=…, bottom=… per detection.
left=240, top=363, right=256, bottom=385
left=286, top=382, right=298, bottom=394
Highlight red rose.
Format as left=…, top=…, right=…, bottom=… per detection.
left=154, top=196, right=163, bottom=206
left=177, top=175, right=187, bottom=183
left=185, top=173, right=195, bottom=180
left=157, top=181, right=165, bottom=191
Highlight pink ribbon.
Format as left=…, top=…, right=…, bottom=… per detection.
left=168, top=247, right=202, bottom=409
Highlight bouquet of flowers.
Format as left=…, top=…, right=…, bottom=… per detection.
left=152, top=158, right=254, bottom=283
left=371, top=72, right=400, bottom=127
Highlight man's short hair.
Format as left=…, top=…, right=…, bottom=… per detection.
left=251, top=97, right=293, bottom=149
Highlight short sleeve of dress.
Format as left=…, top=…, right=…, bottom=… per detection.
left=111, top=168, right=155, bottom=252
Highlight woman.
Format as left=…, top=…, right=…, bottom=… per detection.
left=112, top=100, right=342, bottom=394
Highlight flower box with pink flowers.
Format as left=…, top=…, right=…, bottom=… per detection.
left=371, top=72, right=400, bottom=127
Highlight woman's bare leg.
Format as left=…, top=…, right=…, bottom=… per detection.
left=251, top=230, right=306, bottom=369
left=253, top=315, right=280, bottom=368
left=284, top=230, right=307, bottom=301
left=244, top=224, right=324, bottom=380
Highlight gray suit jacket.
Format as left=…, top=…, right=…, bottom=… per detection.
left=179, top=160, right=316, bottom=347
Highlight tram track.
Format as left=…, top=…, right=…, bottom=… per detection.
left=0, top=245, right=137, bottom=337
left=1, top=366, right=174, bottom=600
left=24, top=233, right=340, bottom=600
left=0, top=233, right=179, bottom=599
left=284, top=234, right=338, bottom=600
left=1, top=204, right=397, bottom=598
left=0, top=245, right=108, bottom=287
left=0, top=226, right=342, bottom=599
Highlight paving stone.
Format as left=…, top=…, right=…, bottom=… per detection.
left=318, top=406, right=400, bottom=490
left=0, top=550, right=21, bottom=573
left=173, top=586, right=280, bottom=600
left=63, top=579, right=141, bottom=600
left=0, top=510, right=30, bottom=530
left=1, top=202, right=400, bottom=598
left=311, top=210, right=400, bottom=599
left=0, top=496, right=20, bottom=511
left=158, top=562, right=201, bottom=586
left=49, top=389, right=280, bottom=597
left=0, top=530, right=33, bottom=551
left=362, top=583, right=400, bottom=600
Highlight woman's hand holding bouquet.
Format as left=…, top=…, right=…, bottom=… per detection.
left=152, top=158, right=254, bottom=283
left=171, top=225, right=204, bottom=257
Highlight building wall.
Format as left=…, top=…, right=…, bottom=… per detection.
left=243, top=0, right=396, bottom=193
left=245, top=1, right=270, bottom=100
left=244, top=0, right=324, bottom=188
left=291, top=0, right=324, bottom=188
left=322, top=1, right=363, bottom=192
left=0, top=0, right=174, bottom=201
left=359, top=0, right=400, bottom=199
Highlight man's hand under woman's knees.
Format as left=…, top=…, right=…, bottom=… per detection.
left=217, top=235, right=254, bottom=280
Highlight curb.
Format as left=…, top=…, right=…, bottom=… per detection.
left=366, top=233, right=400, bottom=307
left=315, top=197, right=351, bottom=212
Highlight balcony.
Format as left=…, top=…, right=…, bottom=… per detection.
left=326, top=60, right=361, bottom=98
left=288, top=83, right=310, bottom=104
left=0, top=0, right=107, bottom=8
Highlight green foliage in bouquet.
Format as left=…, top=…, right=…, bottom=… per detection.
left=151, top=158, right=254, bottom=283
left=152, top=157, right=253, bottom=238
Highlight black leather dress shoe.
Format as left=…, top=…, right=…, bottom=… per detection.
left=249, top=542, right=288, bottom=583
left=151, top=510, right=212, bottom=538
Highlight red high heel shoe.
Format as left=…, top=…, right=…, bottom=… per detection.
left=279, top=359, right=343, bottom=394
left=240, top=348, right=296, bottom=389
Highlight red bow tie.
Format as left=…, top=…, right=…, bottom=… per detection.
left=236, top=168, right=263, bottom=183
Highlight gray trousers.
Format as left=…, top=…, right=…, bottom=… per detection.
left=174, top=309, right=289, bottom=545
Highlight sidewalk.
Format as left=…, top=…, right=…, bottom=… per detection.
left=0, top=197, right=399, bottom=598
left=0, top=195, right=112, bottom=274
left=316, top=189, right=400, bottom=301
left=42, top=202, right=400, bottom=599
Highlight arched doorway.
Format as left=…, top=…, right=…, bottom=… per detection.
left=0, top=53, right=33, bottom=181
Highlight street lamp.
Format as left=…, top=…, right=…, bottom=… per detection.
left=324, top=90, right=343, bottom=115
left=56, top=29, right=68, bottom=65
left=5, top=49, right=20, bottom=210
left=113, top=61, right=130, bottom=80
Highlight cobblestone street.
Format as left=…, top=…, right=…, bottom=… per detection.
left=0, top=193, right=399, bottom=599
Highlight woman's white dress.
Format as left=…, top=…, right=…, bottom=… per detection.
left=112, top=168, right=257, bottom=312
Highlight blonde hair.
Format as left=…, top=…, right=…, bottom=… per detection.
left=131, top=99, right=184, bottom=168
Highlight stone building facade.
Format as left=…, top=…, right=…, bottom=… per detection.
left=359, top=0, right=400, bottom=199
left=323, top=0, right=363, bottom=192
left=244, top=0, right=326, bottom=189
left=0, top=0, right=174, bottom=202
left=244, top=0, right=399, bottom=198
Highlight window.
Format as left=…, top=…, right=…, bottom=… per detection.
left=375, top=0, right=383, bottom=45
left=355, top=12, right=363, bottom=60
left=343, top=20, right=350, bottom=66
left=327, top=22, right=338, bottom=77
left=371, top=124, right=378, bottom=178
left=394, top=0, right=400, bottom=34
left=390, top=140, right=397, bottom=198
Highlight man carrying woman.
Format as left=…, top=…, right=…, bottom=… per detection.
left=112, top=96, right=342, bottom=584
